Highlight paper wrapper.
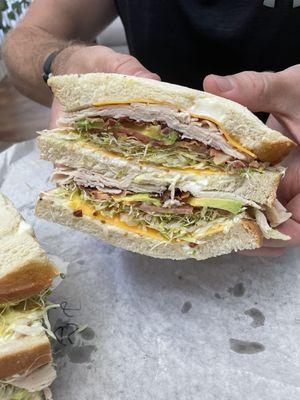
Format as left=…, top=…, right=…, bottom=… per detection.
left=1, top=140, right=300, bottom=400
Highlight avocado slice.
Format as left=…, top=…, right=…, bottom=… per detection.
left=122, top=122, right=179, bottom=145
left=74, top=118, right=106, bottom=132
left=113, top=193, right=161, bottom=206
left=187, top=197, right=244, bottom=214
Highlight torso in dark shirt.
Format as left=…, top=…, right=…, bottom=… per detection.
left=115, top=0, right=300, bottom=89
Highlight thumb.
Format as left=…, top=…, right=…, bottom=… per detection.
left=203, top=71, right=284, bottom=113
left=49, top=98, right=64, bottom=129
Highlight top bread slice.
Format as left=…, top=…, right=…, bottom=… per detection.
left=48, top=73, right=295, bottom=163
left=0, top=193, right=58, bottom=304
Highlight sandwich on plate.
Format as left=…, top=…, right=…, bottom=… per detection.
left=0, top=193, right=58, bottom=399
left=36, top=73, right=295, bottom=260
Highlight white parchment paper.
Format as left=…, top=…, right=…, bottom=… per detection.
left=1, top=140, right=300, bottom=400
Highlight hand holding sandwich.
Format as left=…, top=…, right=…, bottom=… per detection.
left=49, top=45, right=160, bottom=128
left=204, top=65, right=300, bottom=256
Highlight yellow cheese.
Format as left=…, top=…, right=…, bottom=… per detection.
left=222, top=131, right=257, bottom=158
left=82, top=141, right=117, bottom=158
left=69, top=196, right=163, bottom=240
left=187, top=113, right=257, bottom=158
left=203, top=224, right=224, bottom=237
left=69, top=195, right=229, bottom=244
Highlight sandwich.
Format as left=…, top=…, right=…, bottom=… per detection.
left=36, top=73, right=295, bottom=260
left=0, top=299, right=56, bottom=400
left=0, top=193, right=58, bottom=399
left=0, top=194, right=58, bottom=305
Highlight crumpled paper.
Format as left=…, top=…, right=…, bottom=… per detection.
left=1, top=140, right=300, bottom=400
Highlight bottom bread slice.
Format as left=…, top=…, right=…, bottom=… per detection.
left=36, top=191, right=263, bottom=260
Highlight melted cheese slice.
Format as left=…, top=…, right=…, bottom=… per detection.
left=222, top=131, right=256, bottom=158
left=204, top=224, right=224, bottom=237
left=69, top=196, right=163, bottom=240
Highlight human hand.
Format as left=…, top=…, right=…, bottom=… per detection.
left=203, top=66, right=300, bottom=257
left=49, top=45, right=160, bottom=128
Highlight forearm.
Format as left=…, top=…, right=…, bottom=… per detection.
left=3, top=24, right=78, bottom=106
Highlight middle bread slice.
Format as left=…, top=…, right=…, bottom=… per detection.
left=38, top=129, right=283, bottom=207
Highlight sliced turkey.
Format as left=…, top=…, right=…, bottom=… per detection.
left=59, top=103, right=250, bottom=161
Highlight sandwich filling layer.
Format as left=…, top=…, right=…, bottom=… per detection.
left=0, top=291, right=57, bottom=346
left=0, top=295, right=53, bottom=344
left=57, top=103, right=269, bottom=170
left=0, top=297, right=56, bottom=398
left=52, top=184, right=290, bottom=244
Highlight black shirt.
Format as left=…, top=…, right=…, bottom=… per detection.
left=115, top=0, right=300, bottom=90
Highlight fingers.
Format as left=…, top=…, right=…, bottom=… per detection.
left=278, top=162, right=300, bottom=204
left=108, top=51, right=160, bottom=80
left=259, top=217, right=300, bottom=248
left=49, top=98, right=64, bottom=129
left=50, top=45, right=160, bottom=128
left=241, top=247, right=286, bottom=257
left=203, top=70, right=285, bottom=113
left=285, top=194, right=300, bottom=224
left=65, top=45, right=160, bottom=80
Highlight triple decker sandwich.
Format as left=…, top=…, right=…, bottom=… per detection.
left=36, top=73, right=295, bottom=260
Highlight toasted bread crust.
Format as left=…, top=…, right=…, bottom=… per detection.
left=241, top=219, right=263, bottom=246
left=0, top=337, right=51, bottom=379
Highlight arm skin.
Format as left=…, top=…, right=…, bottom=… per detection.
left=204, top=66, right=300, bottom=257
left=3, top=0, right=158, bottom=106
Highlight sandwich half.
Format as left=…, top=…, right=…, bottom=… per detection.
left=0, top=298, right=56, bottom=400
left=0, top=193, right=58, bottom=399
left=0, top=194, right=58, bottom=304
left=36, top=73, right=295, bottom=260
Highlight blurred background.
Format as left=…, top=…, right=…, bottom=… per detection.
left=0, top=0, right=128, bottom=152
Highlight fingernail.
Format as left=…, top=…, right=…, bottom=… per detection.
left=211, top=75, right=234, bottom=92
left=134, top=71, right=160, bottom=80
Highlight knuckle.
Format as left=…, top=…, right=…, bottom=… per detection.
left=243, top=71, right=270, bottom=99
left=111, top=54, right=138, bottom=74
